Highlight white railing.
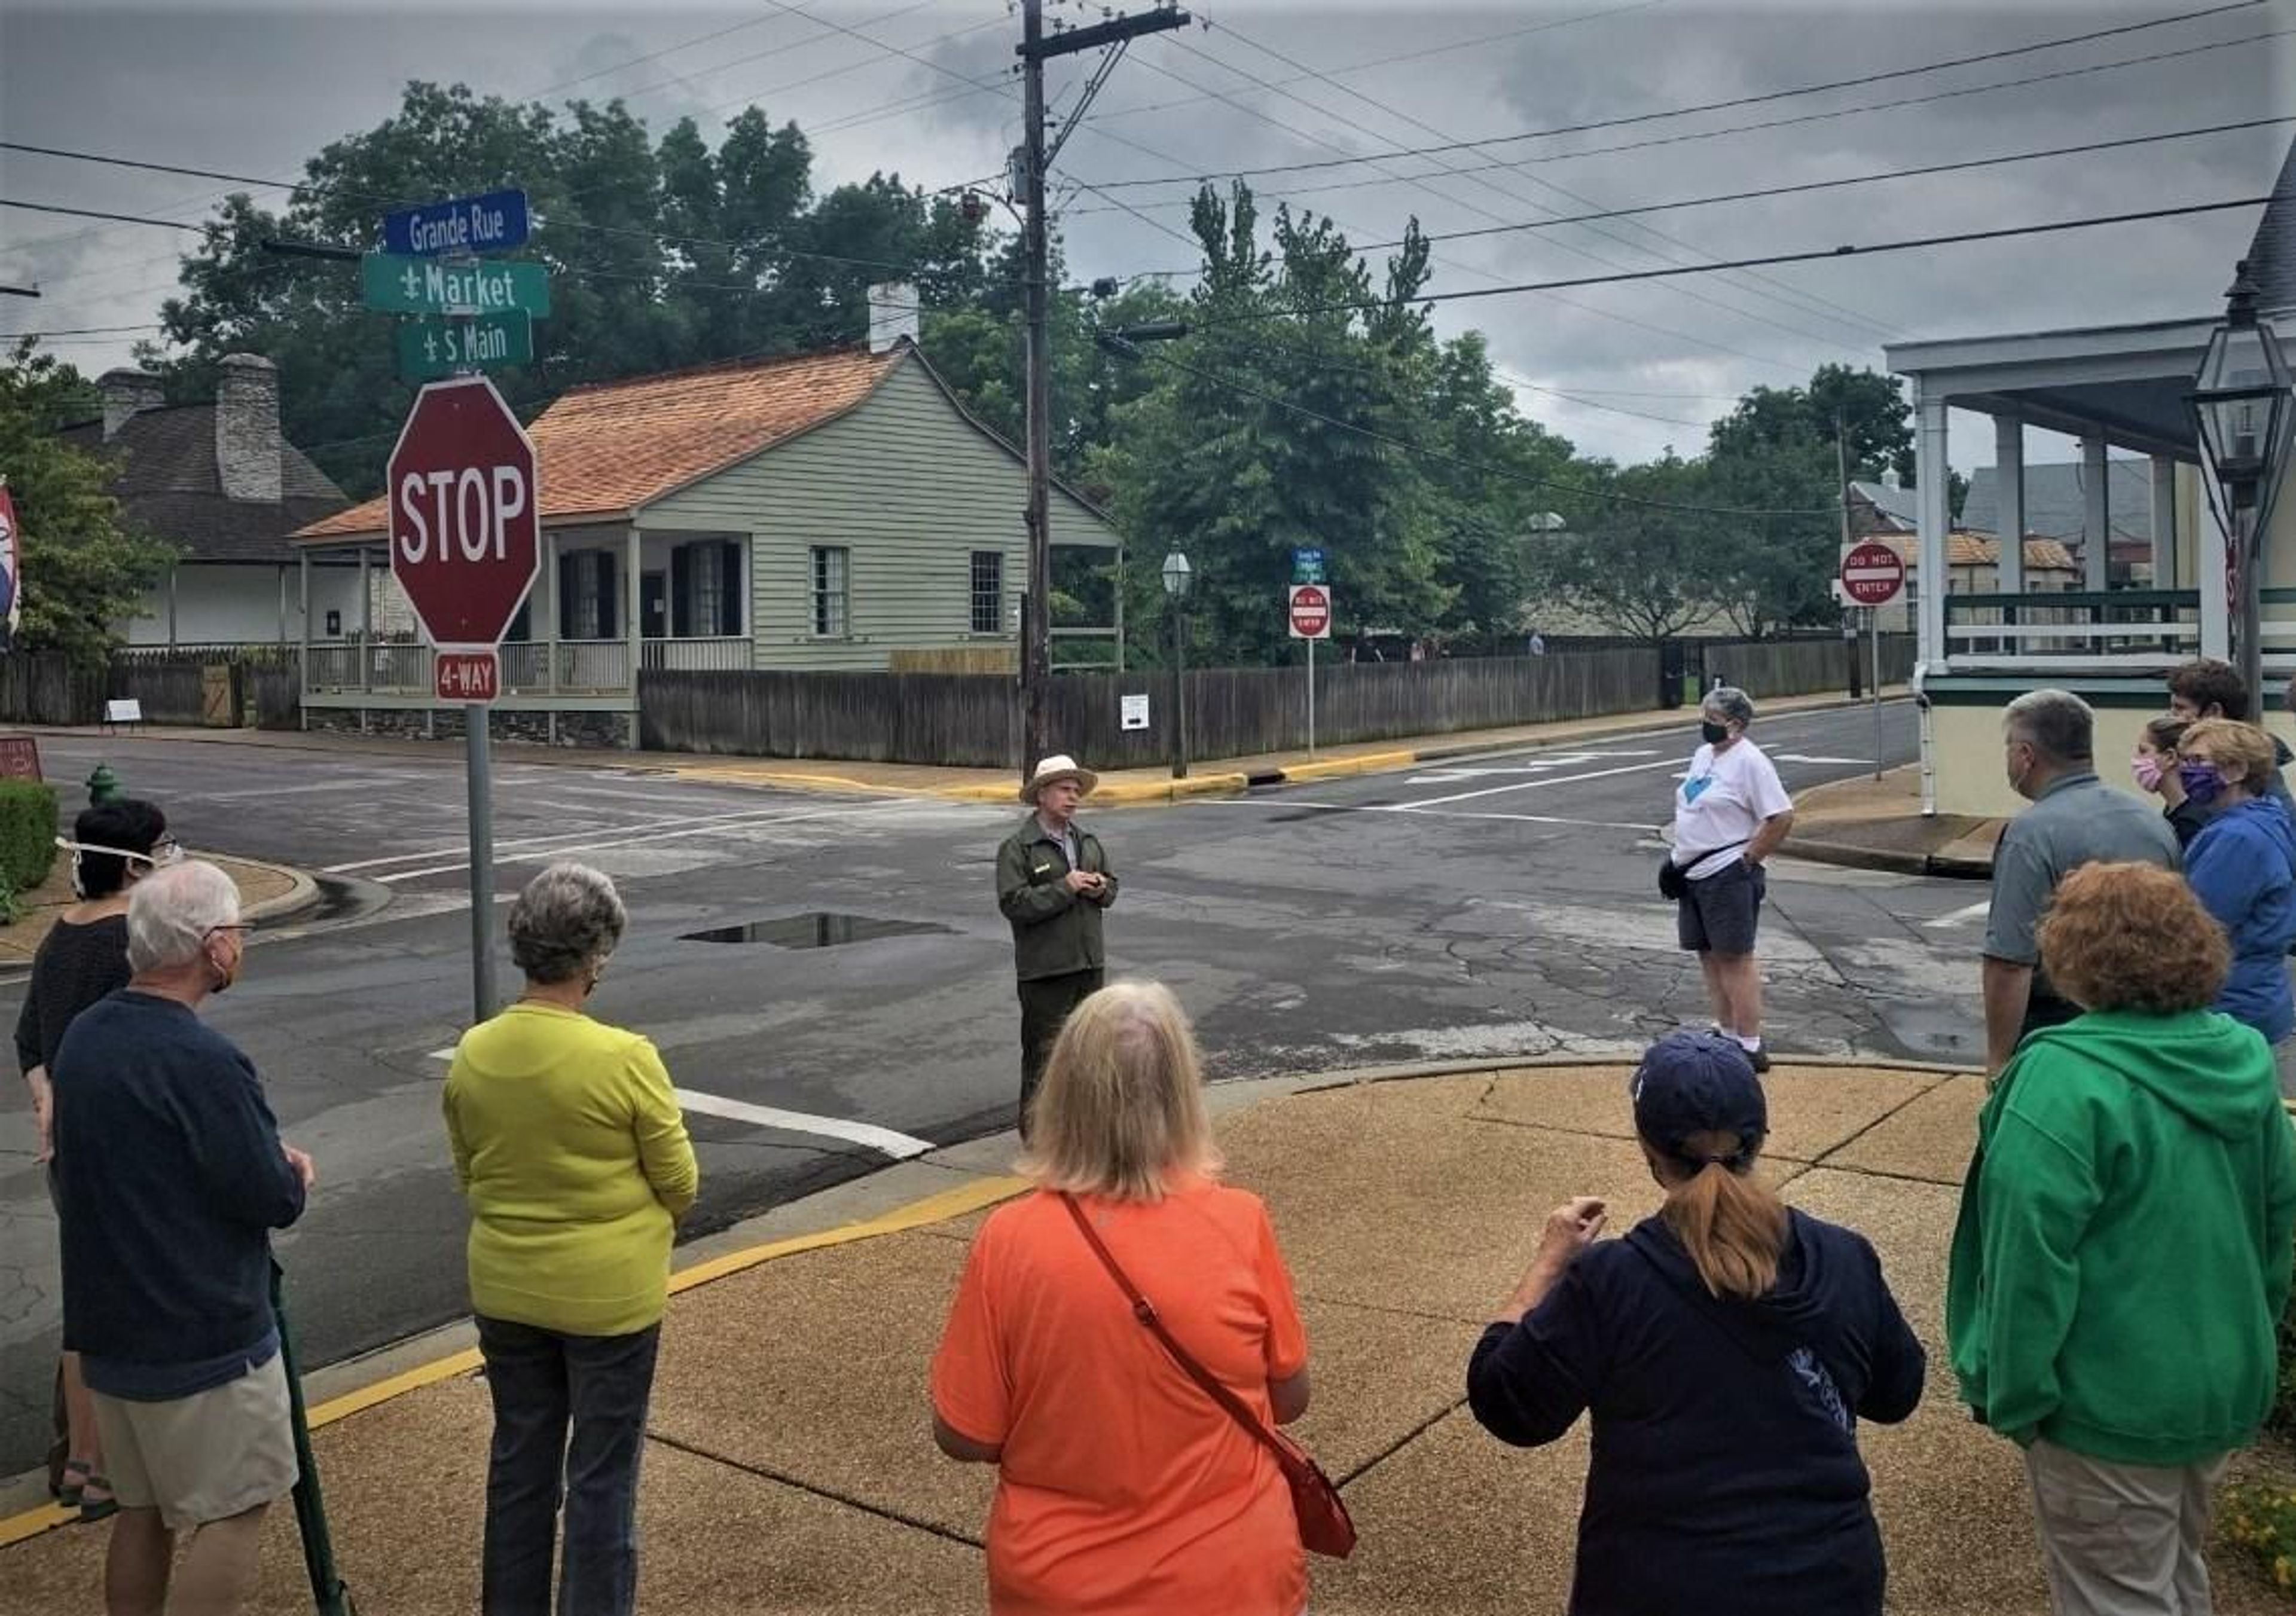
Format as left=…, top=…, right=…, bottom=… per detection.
left=552, top=640, right=630, bottom=692
left=640, top=637, right=751, bottom=673
left=305, top=646, right=362, bottom=691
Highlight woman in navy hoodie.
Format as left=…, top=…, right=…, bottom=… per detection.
left=1467, top=1030, right=1926, bottom=1616
left=2179, top=719, right=2296, bottom=1095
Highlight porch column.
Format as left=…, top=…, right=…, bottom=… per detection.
left=1993, top=414, right=2025, bottom=596
left=2082, top=436, right=2111, bottom=591
left=623, top=526, right=642, bottom=750
left=166, top=564, right=179, bottom=646
left=358, top=546, right=372, bottom=694
left=2200, top=477, right=2233, bottom=661
left=1915, top=383, right=1950, bottom=671
left=541, top=530, right=558, bottom=696
left=278, top=564, right=291, bottom=645
left=2151, top=456, right=2179, bottom=590
left=297, top=551, right=310, bottom=731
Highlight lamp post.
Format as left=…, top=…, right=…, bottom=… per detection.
left=2189, top=259, right=2294, bottom=707
left=1161, top=549, right=1193, bottom=780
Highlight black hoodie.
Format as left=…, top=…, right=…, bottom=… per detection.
left=1467, top=1209, right=1925, bottom=1616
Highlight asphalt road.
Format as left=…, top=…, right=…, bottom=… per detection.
left=0, top=701, right=1972, bottom=1475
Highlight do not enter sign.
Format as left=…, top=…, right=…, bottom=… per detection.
left=1839, top=540, right=1905, bottom=608
left=1289, top=582, right=1332, bottom=640
left=388, top=374, right=541, bottom=659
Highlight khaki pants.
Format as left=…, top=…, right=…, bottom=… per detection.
left=2026, top=1438, right=2228, bottom=1616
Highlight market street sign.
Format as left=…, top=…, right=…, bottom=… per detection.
left=383, top=188, right=530, bottom=258
left=396, top=312, right=533, bottom=381
left=361, top=253, right=551, bottom=317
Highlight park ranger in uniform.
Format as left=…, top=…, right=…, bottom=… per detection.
left=996, top=754, right=1119, bottom=1140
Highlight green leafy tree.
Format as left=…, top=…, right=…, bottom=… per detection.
left=0, top=346, right=176, bottom=665
left=1524, top=456, right=1721, bottom=645
left=1709, top=363, right=1913, bottom=484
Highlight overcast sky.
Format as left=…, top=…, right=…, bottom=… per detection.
left=2, top=0, right=2289, bottom=474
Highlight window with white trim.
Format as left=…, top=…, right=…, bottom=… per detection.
left=811, top=546, right=849, bottom=637
left=970, top=551, right=1003, bottom=634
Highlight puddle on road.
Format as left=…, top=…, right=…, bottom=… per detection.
left=680, top=912, right=954, bottom=949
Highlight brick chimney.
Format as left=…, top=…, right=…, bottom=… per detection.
left=98, top=367, right=165, bottom=441
left=215, top=352, right=282, bottom=503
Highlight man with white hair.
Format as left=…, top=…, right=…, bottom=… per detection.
left=51, top=860, right=312, bottom=1616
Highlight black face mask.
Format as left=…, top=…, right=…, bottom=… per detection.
left=1701, top=721, right=1730, bottom=746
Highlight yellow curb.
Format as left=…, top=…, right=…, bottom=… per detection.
left=1276, top=749, right=1418, bottom=784
left=0, top=1173, right=1031, bottom=1553
left=1089, top=773, right=1249, bottom=805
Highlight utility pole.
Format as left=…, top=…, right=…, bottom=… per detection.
left=1016, top=0, right=1188, bottom=779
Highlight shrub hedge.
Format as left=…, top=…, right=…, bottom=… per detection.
left=0, top=780, right=58, bottom=896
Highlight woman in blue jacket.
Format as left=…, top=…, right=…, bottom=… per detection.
left=1466, top=1030, right=1926, bottom=1615
left=2179, top=719, right=2296, bottom=1095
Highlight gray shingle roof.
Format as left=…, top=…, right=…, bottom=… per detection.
left=1849, top=479, right=1919, bottom=529
left=57, top=405, right=347, bottom=564
left=1961, top=459, right=2154, bottom=545
left=2245, top=135, right=2296, bottom=319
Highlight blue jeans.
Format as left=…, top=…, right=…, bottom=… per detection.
left=475, top=1316, right=660, bottom=1616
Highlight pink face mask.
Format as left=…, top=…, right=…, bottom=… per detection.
left=2132, top=752, right=2165, bottom=792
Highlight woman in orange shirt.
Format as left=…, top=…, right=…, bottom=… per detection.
left=930, top=980, right=1313, bottom=1616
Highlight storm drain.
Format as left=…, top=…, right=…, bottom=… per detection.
left=680, top=912, right=954, bottom=949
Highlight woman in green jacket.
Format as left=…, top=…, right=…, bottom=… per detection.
left=1947, top=861, right=2296, bottom=1615
left=444, top=862, right=699, bottom=1616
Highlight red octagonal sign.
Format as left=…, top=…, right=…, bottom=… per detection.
left=388, top=374, right=540, bottom=652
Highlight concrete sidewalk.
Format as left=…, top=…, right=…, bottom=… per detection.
left=5, top=1056, right=2286, bottom=1613
left=1790, top=763, right=2005, bottom=879
left=26, top=686, right=1907, bottom=809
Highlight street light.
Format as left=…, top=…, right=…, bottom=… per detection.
left=1161, top=549, right=1193, bottom=780
left=2189, top=259, right=2294, bottom=708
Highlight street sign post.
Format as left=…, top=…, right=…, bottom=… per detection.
left=387, top=374, right=540, bottom=1021
left=1838, top=541, right=1904, bottom=782
left=361, top=253, right=551, bottom=318
left=1289, top=583, right=1332, bottom=756
left=383, top=188, right=530, bottom=258
left=396, top=311, right=534, bottom=381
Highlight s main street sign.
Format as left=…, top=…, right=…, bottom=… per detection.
left=362, top=253, right=551, bottom=318
left=396, top=312, right=534, bottom=381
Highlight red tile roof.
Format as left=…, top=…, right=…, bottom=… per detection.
left=297, top=344, right=903, bottom=540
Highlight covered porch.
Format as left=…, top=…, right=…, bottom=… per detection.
left=292, top=523, right=754, bottom=747
left=1886, top=315, right=2293, bottom=816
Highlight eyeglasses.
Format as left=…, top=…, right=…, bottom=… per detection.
left=204, top=924, right=251, bottom=940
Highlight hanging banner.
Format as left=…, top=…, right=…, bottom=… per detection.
left=0, top=476, right=22, bottom=652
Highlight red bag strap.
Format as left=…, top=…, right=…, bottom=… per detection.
left=1058, top=1192, right=1297, bottom=1469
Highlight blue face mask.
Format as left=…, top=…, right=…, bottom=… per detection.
left=2179, top=760, right=2225, bottom=807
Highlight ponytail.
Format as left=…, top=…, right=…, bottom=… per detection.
left=1659, top=1142, right=1788, bottom=1301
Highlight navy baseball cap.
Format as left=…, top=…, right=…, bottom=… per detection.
left=1631, top=1030, right=1767, bottom=1165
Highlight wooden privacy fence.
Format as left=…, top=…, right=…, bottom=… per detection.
left=0, top=653, right=104, bottom=726
left=643, top=637, right=1918, bottom=769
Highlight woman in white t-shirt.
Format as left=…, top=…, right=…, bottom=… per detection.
left=1668, top=686, right=1796, bottom=1072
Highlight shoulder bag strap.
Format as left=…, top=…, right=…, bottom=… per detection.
left=1679, top=838, right=1749, bottom=867
left=1059, top=1192, right=1294, bottom=1466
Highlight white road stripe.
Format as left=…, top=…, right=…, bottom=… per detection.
left=1924, top=899, right=1993, bottom=929
left=1195, top=799, right=1625, bottom=829
left=325, top=799, right=894, bottom=875
left=1398, top=756, right=1688, bottom=808
left=674, top=1088, right=936, bottom=1159
left=347, top=800, right=916, bottom=881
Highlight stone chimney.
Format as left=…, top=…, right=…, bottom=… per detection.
left=98, top=367, right=165, bottom=441
left=215, top=352, right=282, bottom=503
left=866, top=283, right=918, bottom=354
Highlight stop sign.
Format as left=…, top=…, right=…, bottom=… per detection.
left=1839, top=540, right=1905, bottom=607
left=387, top=375, right=540, bottom=649
left=1289, top=582, right=1332, bottom=640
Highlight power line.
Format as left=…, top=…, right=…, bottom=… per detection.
left=1179, top=195, right=2271, bottom=331
left=0, top=199, right=205, bottom=233
left=1145, top=29, right=1894, bottom=358
left=1083, top=0, right=2267, bottom=188
left=1342, top=115, right=2294, bottom=253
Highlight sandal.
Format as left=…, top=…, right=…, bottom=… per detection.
left=76, top=1475, right=118, bottom=1524
left=54, top=1457, right=90, bottom=1507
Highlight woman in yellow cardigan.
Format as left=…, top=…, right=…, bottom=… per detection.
left=443, top=862, right=698, bottom=1616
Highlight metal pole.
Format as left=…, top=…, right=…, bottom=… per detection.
left=1019, top=0, right=1054, bottom=779
left=2239, top=502, right=2264, bottom=714
left=1176, top=606, right=1190, bottom=780
left=1870, top=605, right=1883, bottom=781
left=466, top=708, right=496, bottom=1022
left=1306, top=633, right=1316, bottom=757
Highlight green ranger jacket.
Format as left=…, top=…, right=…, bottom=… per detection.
left=996, top=813, right=1118, bottom=981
